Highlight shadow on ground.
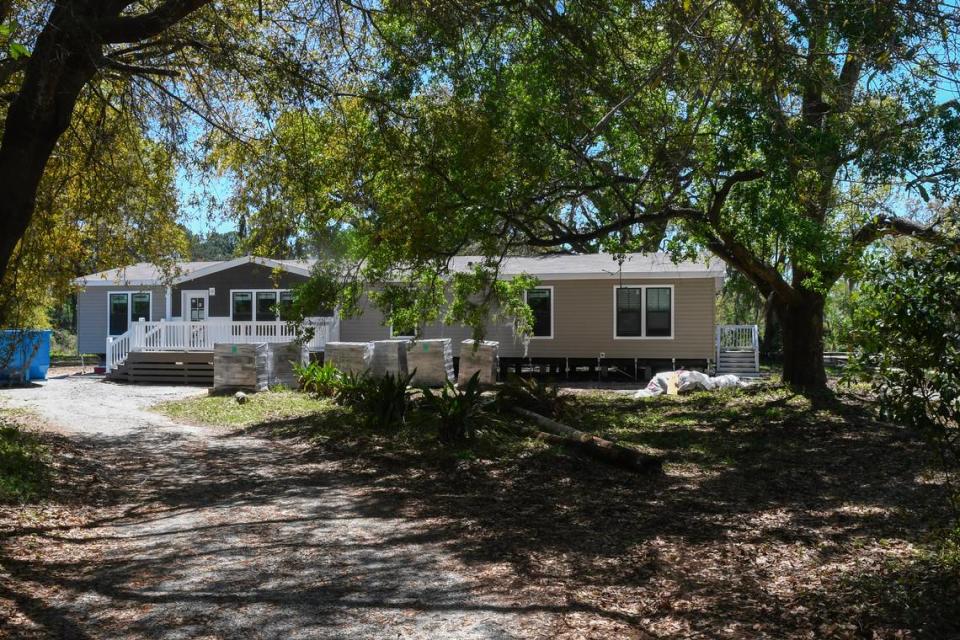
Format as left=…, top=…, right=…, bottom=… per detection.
left=2, top=385, right=958, bottom=638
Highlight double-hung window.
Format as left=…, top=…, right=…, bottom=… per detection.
left=525, top=287, right=554, bottom=339
left=614, top=285, right=673, bottom=339
left=108, top=292, right=152, bottom=336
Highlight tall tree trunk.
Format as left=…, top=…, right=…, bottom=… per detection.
left=776, top=291, right=827, bottom=391
left=760, top=292, right=781, bottom=357
left=0, top=4, right=99, bottom=286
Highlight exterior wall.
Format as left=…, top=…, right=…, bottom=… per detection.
left=340, top=276, right=718, bottom=360
left=77, top=285, right=166, bottom=355
left=172, top=262, right=311, bottom=318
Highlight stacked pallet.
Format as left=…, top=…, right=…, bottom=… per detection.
left=457, top=339, right=499, bottom=386
left=407, top=338, right=454, bottom=387
left=324, top=342, right=374, bottom=375
left=269, top=341, right=308, bottom=388
left=370, top=339, right=410, bottom=377
left=214, top=343, right=270, bottom=392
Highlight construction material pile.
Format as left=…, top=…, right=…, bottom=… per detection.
left=213, top=342, right=306, bottom=392
left=407, top=338, right=454, bottom=386
left=370, top=339, right=410, bottom=377
left=458, top=339, right=498, bottom=385
left=324, top=342, right=374, bottom=375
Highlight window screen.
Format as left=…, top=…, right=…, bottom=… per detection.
left=615, top=288, right=643, bottom=337
left=256, top=291, right=278, bottom=321
left=527, top=288, right=552, bottom=337
left=232, top=292, right=253, bottom=321
left=645, top=287, right=672, bottom=337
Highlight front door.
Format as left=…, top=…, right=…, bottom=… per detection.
left=182, top=291, right=209, bottom=322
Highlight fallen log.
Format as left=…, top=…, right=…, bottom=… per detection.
left=513, top=407, right=663, bottom=474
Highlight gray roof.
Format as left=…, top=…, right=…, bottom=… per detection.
left=449, top=253, right=724, bottom=278
left=76, top=252, right=723, bottom=286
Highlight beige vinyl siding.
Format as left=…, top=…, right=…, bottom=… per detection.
left=76, top=285, right=166, bottom=355
left=339, top=276, right=717, bottom=360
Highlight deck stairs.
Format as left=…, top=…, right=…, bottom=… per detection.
left=715, top=325, right=761, bottom=379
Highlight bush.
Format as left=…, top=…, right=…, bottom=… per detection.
left=335, top=370, right=414, bottom=429
left=294, top=360, right=342, bottom=397
left=852, top=246, right=960, bottom=515
left=497, top=374, right=567, bottom=418
left=419, top=371, right=492, bottom=442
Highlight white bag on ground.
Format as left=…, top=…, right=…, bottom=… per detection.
left=458, top=339, right=498, bottom=386
left=634, top=370, right=744, bottom=398
left=324, top=341, right=373, bottom=375
left=407, top=338, right=454, bottom=387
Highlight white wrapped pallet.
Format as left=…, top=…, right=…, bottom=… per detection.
left=214, top=343, right=270, bottom=392
left=370, top=339, right=410, bottom=378
left=458, top=339, right=499, bottom=386
left=324, top=341, right=373, bottom=375
left=268, top=342, right=308, bottom=388
left=407, top=338, right=454, bottom=387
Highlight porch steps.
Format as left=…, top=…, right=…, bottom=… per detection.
left=106, top=351, right=214, bottom=385
left=716, top=349, right=761, bottom=378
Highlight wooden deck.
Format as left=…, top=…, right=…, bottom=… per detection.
left=106, top=351, right=214, bottom=385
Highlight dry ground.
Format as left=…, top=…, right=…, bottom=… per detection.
left=2, top=378, right=958, bottom=639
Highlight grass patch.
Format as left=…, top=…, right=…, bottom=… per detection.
left=0, top=411, right=50, bottom=503
left=155, top=390, right=332, bottom=428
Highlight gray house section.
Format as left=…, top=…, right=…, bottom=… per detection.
left=77, top=285, right=166, bottom=355
left=170, top=262, right=310, bottom=318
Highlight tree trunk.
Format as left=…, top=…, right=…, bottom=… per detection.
left=760, top=292, right=781, bottom=357
left=0, top=3, right=100, bottom=286
left=776, top=292, right=827, bottom=391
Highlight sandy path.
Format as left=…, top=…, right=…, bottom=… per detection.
left=0, top=377, right=535, bottom=639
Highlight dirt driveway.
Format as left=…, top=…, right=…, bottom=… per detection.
left=0, top=377, right=544, bottom=639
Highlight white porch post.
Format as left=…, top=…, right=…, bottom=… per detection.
left=165, top=286, right=173, bottom=320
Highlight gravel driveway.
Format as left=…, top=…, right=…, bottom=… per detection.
left=1, top=376, right=541, bottom=639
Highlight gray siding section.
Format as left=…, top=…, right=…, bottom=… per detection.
left=173, top=263, right=311, bottom=318
left=340, top=276, right=717, bottom=360
left=77, top=285, right=166, bottom=355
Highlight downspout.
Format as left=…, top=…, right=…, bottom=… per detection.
left=165, top=286, right=172, bottom=320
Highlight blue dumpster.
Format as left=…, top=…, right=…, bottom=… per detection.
left=0, top=330, right=52, bottom=382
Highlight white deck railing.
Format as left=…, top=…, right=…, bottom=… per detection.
left=106, top=317, right=340, bottom=372
left=715, top=324, right=760, bottom=372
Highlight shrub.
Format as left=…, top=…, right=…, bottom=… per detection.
left=420, top=371, right=492, bottom=442
left=294, top=360, right=342, bottom=397
left=497, top=374, right=567, bottom=418
left=851, top=245, right=960, bottom=516
left=335, top=370, right=414, bottom=429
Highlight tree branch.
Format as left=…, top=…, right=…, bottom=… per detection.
left=94, top=0, right=211, bottom=44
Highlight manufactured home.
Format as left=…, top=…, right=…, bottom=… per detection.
left=74, top=253, right=757, bottom=382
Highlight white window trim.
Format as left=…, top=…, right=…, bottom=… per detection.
left=524, top=285, right=555, bottom=340
left=107, top=290, right=153, bottom=336
left=389, top=324, right=416, bottom=339
left=229, top=288, right=292, bottom=321
left=613, top=284, right=675, bottom=340
left=181, top=290, right=210, bottom=322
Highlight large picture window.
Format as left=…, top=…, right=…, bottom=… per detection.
left=614, top=286, right=673, bottom=339
left=231, top=292, right=253, bottom=321
left=525, top=287, right=553, bottom=338
left=256, top=291, right=278, bottom=321
left=108, top=291, right=152, bottom=336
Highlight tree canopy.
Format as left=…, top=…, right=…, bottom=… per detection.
left=228, top=0, right=960, bottom=389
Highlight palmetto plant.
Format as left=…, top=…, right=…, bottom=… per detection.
left=335, top=370, right=414, bottom=430
left=419, top=371, right=492, bottom=443
left=293, top=361, right=342, bottom=398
